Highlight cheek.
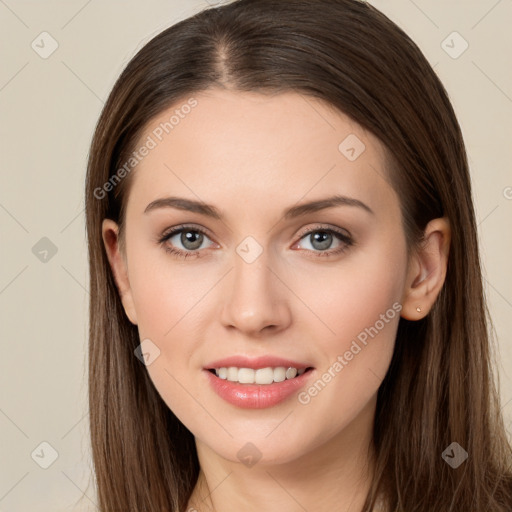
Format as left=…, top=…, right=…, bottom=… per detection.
left=294, top=233, right=406, bottom=345
left=127, top=243, right=211, bottom=338
left=293, top=240, right=405, bottom=424
left=128, top=256, right=208, bottom=427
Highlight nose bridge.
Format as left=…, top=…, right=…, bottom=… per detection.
left=220, top=238, right=291, bottom=334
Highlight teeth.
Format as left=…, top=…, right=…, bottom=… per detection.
left=285, top=367, right=297, bottom=379
left=238, top=368, right=255, bottom=384
left=273, top=367, right=286, bottom=383
left=227, top=367, right=238, bottom=381
left=213, top=366, right=307, bottom=385
left=255, top=367, right=274, bottom=384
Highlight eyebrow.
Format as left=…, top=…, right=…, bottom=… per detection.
left=144, top=194, right=374, bottom=219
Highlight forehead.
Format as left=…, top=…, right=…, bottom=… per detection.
left=124, top=88, right=397, bottom=219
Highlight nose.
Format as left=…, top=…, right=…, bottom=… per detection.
left=219, top=248, right=292, bottom=336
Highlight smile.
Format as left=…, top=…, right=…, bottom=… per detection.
left=204, top=366, right=315, bottom=409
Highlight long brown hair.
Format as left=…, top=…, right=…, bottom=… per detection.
left=85, top=0, right=512, bottom=510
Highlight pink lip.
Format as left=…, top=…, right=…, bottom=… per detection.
left=204, top=369, right=314, bottom=409
left=204, top=355, right=312, bottom=371
left=203, top=356, right=315, bottom=409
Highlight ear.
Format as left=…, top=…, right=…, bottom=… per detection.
left=101, top=219, right=138, bottom=325
left=400, top=217, right=451, bottom=320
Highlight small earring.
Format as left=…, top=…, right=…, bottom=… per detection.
left=416, top=306, right=422, bottom=312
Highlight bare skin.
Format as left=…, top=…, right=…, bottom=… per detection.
left=102, top=88, right=450, bottom=512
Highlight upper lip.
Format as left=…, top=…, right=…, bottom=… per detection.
left=204, top=355, right=313, bottom=371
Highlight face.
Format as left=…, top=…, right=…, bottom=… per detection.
left=105, top=88, right=413, bottom=465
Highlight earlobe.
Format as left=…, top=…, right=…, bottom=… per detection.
left=400, top=217, right=451, bottom=320
left=101, top=219, right=138, bottom=325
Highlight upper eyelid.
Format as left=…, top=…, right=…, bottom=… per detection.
left=161, top=223, right=210, bottom=236
left=297, top=224, right=351, bottom=239
left=160, top=223, right=350, bottom=236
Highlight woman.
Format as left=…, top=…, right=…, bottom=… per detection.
left=85, top=0, right=512, bottom=510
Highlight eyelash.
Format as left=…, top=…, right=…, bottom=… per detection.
left=157, top=224, right=354, bottom=260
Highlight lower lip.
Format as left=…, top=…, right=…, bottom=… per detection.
left=204, top=369, right=314, bottom=409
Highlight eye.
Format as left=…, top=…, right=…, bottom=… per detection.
left=158, top=225, right=216, bottom=259
left=158, top=224, right=354, bottom=260
left=293, top=225, right=354, bottom=257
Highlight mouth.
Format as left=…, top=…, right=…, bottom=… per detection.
left=203, top=357, right=316, bottom=409
left=207, top=366, right=314, bottom=385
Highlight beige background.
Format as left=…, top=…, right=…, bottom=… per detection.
left=0, top=1, right=511, bottom=510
